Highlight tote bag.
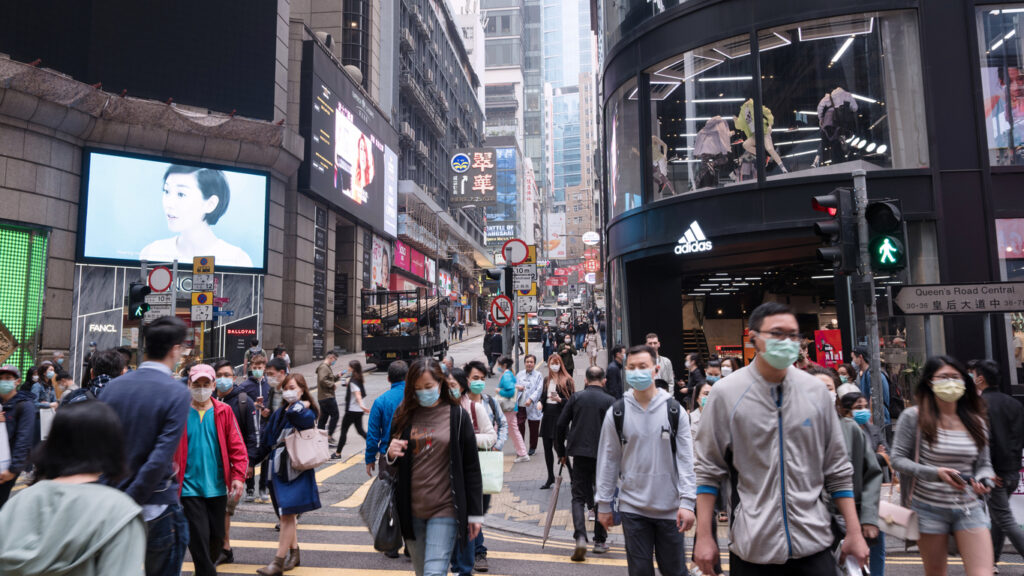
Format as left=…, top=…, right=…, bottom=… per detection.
left=359, top=471, right=403, bottom=552
left=0, top=416, right=10, bottom=474
left=284, top=427, right=331, bottom=471
left=478, top=450, right=504, bottom=494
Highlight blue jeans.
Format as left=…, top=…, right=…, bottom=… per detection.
left=408, top=517, right=458, bottom=576
left=450, top=534, right=475, bottom=575
left=869, top=531, right=885, bottom=576
left=145, top=503, right=189, bottom=576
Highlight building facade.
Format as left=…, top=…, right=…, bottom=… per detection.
left=601, top=0, right=1024, bottom=390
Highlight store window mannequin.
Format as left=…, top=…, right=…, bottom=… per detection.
left=692, top=116, right=733, bottom=189
left=651, top=135, right=676, bottom=197
left=817, top=87, right=859, bottom=166
left=735, top=98, right=787, bottom=176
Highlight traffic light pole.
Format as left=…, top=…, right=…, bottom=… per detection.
left=139, top=261, right=148, bottom=355
left=853, top=170, right=885, bottom=427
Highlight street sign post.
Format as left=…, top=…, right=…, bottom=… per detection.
left=191, top=291, right=214, bottom=322
left=192, top=274, right=215, bottom=291
left=490, top=296, right=514, bottom=326
left=518, top=295, right=538, bottom=313
left=891, top=282, right=1024, bottom=315
left=147, top=266, right=173, bottom=293
left=193, top=256, right=215, bottom=274
left=502, top=239, right=529, bottom=266
left=144, top=293, right=173, bottom=306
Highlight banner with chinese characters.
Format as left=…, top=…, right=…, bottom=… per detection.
left=814, top=329, right=844, bottom=369
left=449, top=148, right=498, bottom=206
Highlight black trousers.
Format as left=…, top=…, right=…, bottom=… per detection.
left=728, top=548, right=837, bottom=576
left=570, top=456, right=606, bottom=543
left=246, top=458, right=269, bottom=493
left=620, top=511, right=687, bottom=576
left=516, top=410, right=540, bottom=451
left=541, top=437, right=571, bottom=482
left=336, top=411, right=367, bottom=453
left=319, top=398, right=341, bottom=438
left=181, top=495, right=228, bottom=576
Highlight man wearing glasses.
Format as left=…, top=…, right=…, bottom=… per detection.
left=692, top=302, right=869, bottom=575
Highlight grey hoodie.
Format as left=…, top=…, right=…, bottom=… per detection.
left=694, top=362, right=854, bottom=564
left=595, top=388, right=696, bottom=520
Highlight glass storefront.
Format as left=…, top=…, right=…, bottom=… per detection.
left=606, top=78, right=641, bottom=216
left=603, top=0, right=689, bottom=55
left=608, top=256, right=629, bottom=347
left=977, top=6, right=1024, bottom=166
left=760, top=11, right=928, bottom=178
left=997, top=218, right=1024, bottom=387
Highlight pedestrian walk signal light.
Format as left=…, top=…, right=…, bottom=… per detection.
left=485, top=267, right=513, bottom=295
left=128, top=282, right=151, bottom=319
left=866, top=199, right=906, bottom=271
left=812, top=188, right=857, bottom=274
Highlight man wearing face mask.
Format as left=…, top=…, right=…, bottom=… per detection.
left=0, top=366, right=36, bottom=509
left=852, top=347, right=891, bottom=428
left=175, top=364, right=248, bottom=576
left=101, top=316, right=192, bottom=576
left=693, top=302, right=869, bottom=575
left=595, top=345, right=695, bottom=576
left=969, top=358, right=1024, bottom=567
left=212, top=360, right=256, bottom=566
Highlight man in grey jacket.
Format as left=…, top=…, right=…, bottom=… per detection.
left=596, top=345, right=695, bottom=576
left=693, top=302, right=869, bottom=575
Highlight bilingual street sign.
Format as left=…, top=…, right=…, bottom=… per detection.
left=518, top=295, right=538, bottom=313
left=144, top=293, right=173, bottom=306
left=891, top=282, right=1024, bottom=315
left=193, top=256, right=215, bottom=274
left=192, top=274, right=215, bottom=291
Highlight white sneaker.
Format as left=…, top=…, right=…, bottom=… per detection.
left=514, top=455, right=530, bottom=463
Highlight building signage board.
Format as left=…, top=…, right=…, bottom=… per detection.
left=891, top=282, right=1024, bottom=315
left=450, top=148, right=498, bottom=205
left=674, top=221, right=713, bottom=255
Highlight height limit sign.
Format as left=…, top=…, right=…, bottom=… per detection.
left=490, top=295, right=514, bottom=326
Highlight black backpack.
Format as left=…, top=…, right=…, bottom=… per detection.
left=611, top=397, right=682, bottom=460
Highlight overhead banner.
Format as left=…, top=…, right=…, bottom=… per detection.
left=450, top=148, right=498, bottom=206
left=547, top=212, right=567, bottom=258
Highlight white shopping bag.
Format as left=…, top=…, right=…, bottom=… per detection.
left=39, top=407, right=55, bottom=441
left=0, top=409, right=10, bottom=474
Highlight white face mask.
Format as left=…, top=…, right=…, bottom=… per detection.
left=191, top=387, right=214, bottom=403
left=721, top=366, right=733, bottom=376
left=282, top=389, right=301, bottom=404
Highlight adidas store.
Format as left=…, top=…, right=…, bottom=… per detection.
left=603, top=0, right=1024, bottom=391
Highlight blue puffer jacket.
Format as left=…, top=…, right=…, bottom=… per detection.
left=498, top=370, right=517, bottom=411
left=2, top=391, right=38, bottom=477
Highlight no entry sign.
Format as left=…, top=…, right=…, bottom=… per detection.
left=490, top=295, right=514, bottom=326
left=501, top=239, right=529, bottom=266
left=147, top=266, right=173, bottom=293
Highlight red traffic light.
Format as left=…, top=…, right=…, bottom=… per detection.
left=812, top=194, right=839, bottom=217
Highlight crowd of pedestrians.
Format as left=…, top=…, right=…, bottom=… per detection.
left=5, top=299, right=1024, bottom=576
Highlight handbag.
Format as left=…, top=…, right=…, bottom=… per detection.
left=284, top=426, right=331, bottom=471
left=877, top=428, right=920, bottom=541
left=478, top=450, right=504, bottom=494
left=0, top=410, right=10, bottom=474
left=359, top=471, right=403, bottom=552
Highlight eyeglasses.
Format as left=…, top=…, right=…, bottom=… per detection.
left=754, top=330, right=803, bottom=342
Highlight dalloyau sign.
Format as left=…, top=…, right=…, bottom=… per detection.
left=674, top=221, right=713, bottom=255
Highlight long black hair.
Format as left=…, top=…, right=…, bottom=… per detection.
left=31, top=402, right=126, bottom=484
left=915, top=355, right=987, bottom=450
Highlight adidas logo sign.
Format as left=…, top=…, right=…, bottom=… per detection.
left=674, top=221, right=713, bottom=255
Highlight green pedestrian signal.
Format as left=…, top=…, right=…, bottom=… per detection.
left=128, top=282, right=151, bottom=320
left=869, top=235, right=905, bottom=270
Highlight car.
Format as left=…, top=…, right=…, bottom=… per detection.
left=556, top=293, right=569, bottom=305
left=518, top=314, right=543, bottom=341
left=537, top=307, right=558, bottom=326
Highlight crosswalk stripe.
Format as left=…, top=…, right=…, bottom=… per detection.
left=184, top=562, right=421, bottom=575
left=228, top=540, right=630, bottom=566
left=231, top=521, right=365, bottom=532
left=332, top=477, right=374, bottom=508
left=315, top=453, right=363, bottom=484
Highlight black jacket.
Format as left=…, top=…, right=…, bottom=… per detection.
left=555, top=385, right=614, bottom=459
left=982, top=388, right=1024, bottom=476
left=219, top=386, right=259, bottom=460
left=489, top=333, right=503, bottom=357
left=540, top=379, right=574, bottom=439
left=2, top=391, right=37, bottom=476
left=395, top=405, right=483, bottom=548
left=606, top=360, right=623, bottom=399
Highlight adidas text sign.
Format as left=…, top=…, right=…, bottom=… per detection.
left=674, top=221, right=713, bottom=255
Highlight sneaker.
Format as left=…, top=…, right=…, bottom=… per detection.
left=571, top=536, right=587, bottom=562
left=592, top=542, right=609, bottom=555
left=588, top=510, right=595, bottom=521
left=244, top=489, right=256, bottom=503
left=528, top=449, right=536, bottom=456
left=474, top=555, right=489, bottom=572
left=514, top=455, right=530, bottom=463
left=330, top=452, right=342, bottom=460
left=258, top=489, right=270, bottom=503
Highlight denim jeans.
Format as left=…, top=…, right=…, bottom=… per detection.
left=450, top=534, right=475, bottom=575
left=145, top=503, right=189, bottom=576
left=869, top=531, right=885, bottom=576
left=407, top=516, right=458, bottom=576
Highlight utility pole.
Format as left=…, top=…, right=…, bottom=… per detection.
left=853, top=170, right=885, bottom=426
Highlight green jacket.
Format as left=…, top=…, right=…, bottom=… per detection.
left=840, top=417, right=883, bottom=527
left=0, top=481, right=146, bottom=576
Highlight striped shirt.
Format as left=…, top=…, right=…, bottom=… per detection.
left=914, top=428, right=980, bottom=508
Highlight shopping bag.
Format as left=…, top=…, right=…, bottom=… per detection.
left=0, top=414, right=10, bottom=474
left=284, top=427, right=330, bottom=471
left=478, top=450, right=504, bottom=494
left=39, top=408, right=55, bottom=441
left=359, top=472, right=403, bottom=552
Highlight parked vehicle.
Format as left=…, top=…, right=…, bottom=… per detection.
left=362, top=289, right=449, bottom=369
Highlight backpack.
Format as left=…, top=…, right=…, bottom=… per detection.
left=612, top=397, right=682, bottom=460
left=823, top=93, right=856, bottom=141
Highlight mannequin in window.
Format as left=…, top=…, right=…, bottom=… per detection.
left=693, top=116, right=733, bottom=188
left=735, top=98, right=787, bottom=174
left=817, top=87, right=859, bottom=166
left=651, top=135, right=676, bottom=197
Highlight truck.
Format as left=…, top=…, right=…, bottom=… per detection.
left=361, top=289, right=450, bottom=369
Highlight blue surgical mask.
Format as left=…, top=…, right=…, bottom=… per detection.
left=760, top=338, right=801, bottom=370
left=56, top=358, right=64, bottom=366
left=450, top=387, right=461, bottom=399
left=45, top=370, right=55, bottom=380
left=625, top=368, right=653, bottom=391
left=839, top=375, right=849, bottom=384
left=852, top=409, right=872, bottom=425
left=706, top=375, right=720, bottom=383
left=417, top=387, right=440, bottom=407
left=700, top=396, right=708, bottom=408
left=252, top=369, right=264, bottom=379
left=0, top=380, right=15, bottom=395
left=470, top=380, right=486, bottom=395
left=216, top=377, right=234, bottom=393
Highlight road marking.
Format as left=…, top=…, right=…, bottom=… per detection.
left=232, top=521, right=365, bottom=532
left=316, top=453, right=363, bottom=484
left=332, top=477, right=375, bottom=508
left=184, top=563, right=421, bottom=575
left=229, top=540, right=630, bottom=566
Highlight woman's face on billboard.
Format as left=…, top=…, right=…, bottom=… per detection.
left=162, top=172, right=218, bottom=233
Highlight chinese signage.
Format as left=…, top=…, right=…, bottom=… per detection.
left=814, top=329, right=844, bottom=369
left=394, top=240, right=411, bottom=270
left=892, top=283, right=1024, bottom=315
left=450, top=148, right=498, bottom=206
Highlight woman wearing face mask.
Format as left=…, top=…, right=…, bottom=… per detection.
left=837, top=363, right=857, bottom=386
left=556, top=335, right=578, bottom=377
left=386, top=358, right=483, bottom=576
left=689, top=380, right=714, bottom=438
left=891, top=356, right=995, bottom=576
left=721, top=357, right=742, bottom=377
left=31, top=364, right=58, bottom=411
left=332, top=361, right=369, bottom=460
left=255, top=374, right=321, bottom=576
left=540, top=356, right=574, bottom=489
left=446, top=368, right=498, bottom=450
left=175, top=365, right=249, bottom=576
left=807, top=365, right=839, bottom=407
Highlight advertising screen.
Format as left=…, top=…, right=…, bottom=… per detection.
left=78, top=149, right=269, bottom=272
left=301, top=41, right=399, bottom=237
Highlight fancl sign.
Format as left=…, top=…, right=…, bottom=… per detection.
left=674, top=221, right=713, bottom=255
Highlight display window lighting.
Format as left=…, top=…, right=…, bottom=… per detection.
left=829, top=36, right=856, bottom=67
left=773, top=127, right=819, bottom=133
left=776, top=137, right=821, bottom=147
left=993, top=8, right=1024, bottom=14
left=876, top=144, right=888, bottom=154
left=697, top=76, right=753, bottom=82
left=782, top=149, right=817, bottom=158
left=690, top=116, right=735, bottom=121
left=798, top=17, right=874, bottom=41
left=850, top=93, right=879, bottom=104
left=865, top=142, right=877, bottom=152
left=856, top=140, right=868, bottom=149
left=797, top=110, right=818, bottom=116
left=691, top=98, right=746, bottom=103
